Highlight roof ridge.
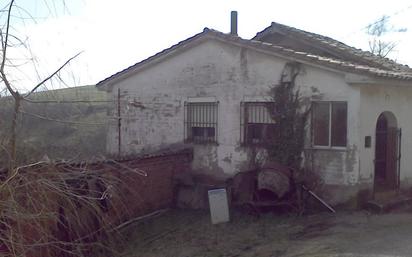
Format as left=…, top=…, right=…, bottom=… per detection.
left=97, top=28, right=412, bottom=87
left=254, top=21, right=411, bottom=72
left=213, top=29, right=412, bottom=75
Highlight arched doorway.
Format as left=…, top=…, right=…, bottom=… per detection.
left=374, top=111, right=400, bottom=192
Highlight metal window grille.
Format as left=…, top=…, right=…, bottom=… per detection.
left=184, top=102, right=218, bottom=143
left=240, top=102, right=276, bottom=145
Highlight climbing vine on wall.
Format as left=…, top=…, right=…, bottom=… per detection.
left=267, top=62, right=310, bottom=169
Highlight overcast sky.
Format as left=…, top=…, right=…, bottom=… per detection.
left=3, top=0, right=412, bottom=92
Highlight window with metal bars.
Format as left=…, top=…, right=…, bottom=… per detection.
left=240, top=102, right=277, bottom=145
left=184, top=102, right=218, bottom=143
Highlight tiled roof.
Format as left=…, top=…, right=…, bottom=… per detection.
left=97, top=27, right=412, bottom=87
left=216, top=29, right=412, bottom=80
left=254, top=22, right=412, bottom=73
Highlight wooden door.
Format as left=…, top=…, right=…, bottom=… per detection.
left=374, top=115, right=387, bottom=190
left=374, top=114, right=400, bottom=192
left=386, top=127, right=398, bottom=189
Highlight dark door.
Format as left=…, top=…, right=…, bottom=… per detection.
left=374, top=114, right=399, bottom=192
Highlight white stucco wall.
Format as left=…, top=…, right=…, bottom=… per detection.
left=301, top=66, right=361, bottom=187
left=105, top=38, right=362, bottom=188
left=358, top=84, right=412, bottom=188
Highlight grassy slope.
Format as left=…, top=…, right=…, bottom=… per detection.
left=0, top=85, right=110, bottom=165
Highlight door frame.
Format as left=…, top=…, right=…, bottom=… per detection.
left=374, top=111, right=401, bottom=193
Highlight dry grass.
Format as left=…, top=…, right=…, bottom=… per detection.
left=0, top=160, right=137, bottom=257
left=120, top=210, right=300, bottom=257
left=120, top=208, right=412, bottom=257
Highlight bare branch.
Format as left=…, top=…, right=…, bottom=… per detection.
left=0, top=161, right=46, bottom=190
left=0, top=0, right=17, bottom=98
left=12, top=3, right=40, bottom=25
left=1, top=0, right=14, bottom=72
left=366, top=15, right=405, bottom=57
left=24, top=51, right=82, bottom=98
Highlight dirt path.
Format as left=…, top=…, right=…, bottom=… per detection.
left=120, top=209, right=412, bottom=257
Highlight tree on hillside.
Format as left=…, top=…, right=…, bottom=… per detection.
left=366, top=15, right=407, bottom=57
left=0, top=2, right=121, bottom=257
left=0, top=0, right=80, bottom=172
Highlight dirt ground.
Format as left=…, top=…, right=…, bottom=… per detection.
left=120, top=207, right=412, bottom=257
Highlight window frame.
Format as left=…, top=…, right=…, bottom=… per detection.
left=184, top=101, right=218, bottom=144
left=240, top=101, right=277, bottom=146
left=311, top=101, right=347, bottom=149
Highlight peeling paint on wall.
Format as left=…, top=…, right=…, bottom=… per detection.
left=307, top=144, right=359, bottom=186
left=240, top=47, right=249, bottom=82
left=106, top=39, right=363, bottom=198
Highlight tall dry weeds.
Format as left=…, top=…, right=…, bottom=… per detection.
left=0, top=160, right=143, bottom=257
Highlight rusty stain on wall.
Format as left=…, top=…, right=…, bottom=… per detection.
left=240, top=47, right=249, bottom=82
left=104, top=39, right=369, bottom=204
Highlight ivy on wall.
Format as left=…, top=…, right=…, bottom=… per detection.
left=267, top=62, right=310, bottom=169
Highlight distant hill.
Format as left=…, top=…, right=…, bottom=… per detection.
left=0, top=85, right=110, bottom=166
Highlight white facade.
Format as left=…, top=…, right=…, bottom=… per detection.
left=358, top=84, right=412, bottom=184
left=100, top=35, right=412, bottom=204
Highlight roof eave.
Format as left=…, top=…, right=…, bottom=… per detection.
left=254, top=22, right=412, bottom=73
left=345, top=73, right=412, bottom=86
left=252, top=24, right=273, bottom=40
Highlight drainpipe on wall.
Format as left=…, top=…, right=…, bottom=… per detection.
left=397, top=128, right=402, bottom=191
left=117, top=88, right=122, bottom=156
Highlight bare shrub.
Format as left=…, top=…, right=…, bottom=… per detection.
left=0, top=160, right=142, bottom=257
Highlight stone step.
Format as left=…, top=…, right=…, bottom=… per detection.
left=364, top=194, right=412, bottom=213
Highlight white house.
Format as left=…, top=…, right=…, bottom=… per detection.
left=97, top=19, right=412, bottom=205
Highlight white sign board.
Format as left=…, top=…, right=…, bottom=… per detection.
left=208, top=188, right=230, bottom=224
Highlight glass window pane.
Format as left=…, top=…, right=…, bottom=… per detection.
left=246, top=124, right=263, bottom=143
left=312, top=102, right=329, bottom=146
left=331, top=102, right=347, bottom=147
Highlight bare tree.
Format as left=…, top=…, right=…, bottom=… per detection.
left=0, top=4, right=142, bottom=256
left=366, top=15, right=407, bottom=57
left=0, top=0, right=80, bottom=173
